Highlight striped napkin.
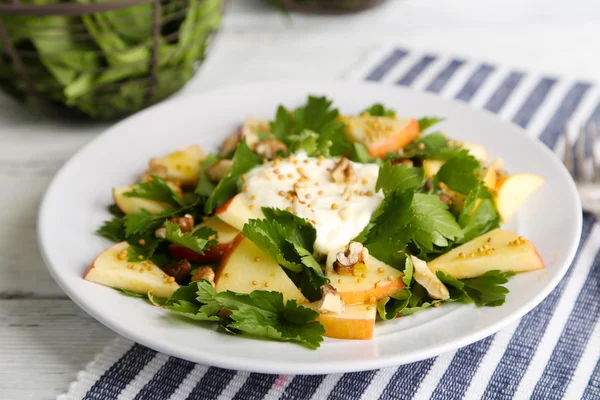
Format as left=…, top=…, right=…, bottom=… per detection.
left=61, top=47, right=600, bottom=400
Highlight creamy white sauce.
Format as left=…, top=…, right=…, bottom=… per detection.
left=239, top=151, right=384, bottom=254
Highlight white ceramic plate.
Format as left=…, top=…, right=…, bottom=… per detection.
left=38, top=81, right=581, bottom=375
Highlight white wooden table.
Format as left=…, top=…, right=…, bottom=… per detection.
left=1, top=0, right=599, bottom=398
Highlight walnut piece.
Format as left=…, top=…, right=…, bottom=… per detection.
left=206, top=159, right=234, bottom=181
left=219, top=132, right=241, bottom=158
left=169, top=214, right=194, bottom=233
left=331, top=157, right=358, bottom=184
left=254, top=139, right=288, bottom=159
left=163, top=259, right=191, bottom=284
left=317, top=285, right=344, bottom=314
left=333, top=242, right=366, bottom=275
left=191, top=266, right=215, bottom=286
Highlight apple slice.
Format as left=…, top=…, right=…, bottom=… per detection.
left=214, top=193, right=264, bottom=231
left=428, top=229, right=544, bottom=279
left=341, top=115, right=420, bottom=158
left=305, top=302, right=377, bottom=340
left=461, top=142, right=488, bottom=163
left=215, top=234, right=307, bottom=303
left=494, top=173, right=544, bottom=222
left=113, top=186, right=173, bottom=215
left=168, top=216, right=239, bottom=262
left=423, top=159, right=445, bottom=179
left=143, top=145, right=205, bottom=186
left=325, top=248, right=405, bottom=305
left=84, top=242, right=179, bottom=299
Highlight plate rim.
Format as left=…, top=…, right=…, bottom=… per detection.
left=37, top=79, right=583, bottom=374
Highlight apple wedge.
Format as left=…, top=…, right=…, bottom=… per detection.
left=206, top=159, right=234, bottom=182
left=215, top=193, right=264, bottom=231
left=325, top=248, right=405, bottom=305
left=341, top=115, right=419, bottom=158
left=84, top=242, right=179, bottom=298
left=423, top=159, right=445, bottom=179
left=143, top=145, right=205, bottom=186
left=428, top=229, right=544, bottom=279
left=168, top=216, right=239, bottom=262
left=113, top=186, right=173, bottom=215
left=494, top=173, right=544, bottom=222
left=215, top=234, right=307, bottom=303
left=305, top=302, right=376, bottom=340
left=461, top=142, right=488, bottom=164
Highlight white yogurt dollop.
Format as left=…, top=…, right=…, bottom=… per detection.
left=239, top=151, right=384, bottom=254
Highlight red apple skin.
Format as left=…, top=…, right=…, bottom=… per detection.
left=168, top=243, right=230, bottom=262
left=214, top=196, right=234, bottom=216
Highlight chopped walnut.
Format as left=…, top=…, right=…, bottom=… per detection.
left=169, top=214, right=194, bottom=233
left=191, top=266, right=215, bottom=285
left=331, top=157, right=358, bottom=184
left=155, top=227, right=166, bottom=239
left=163, top=259, right=191, bottom=284
left=206, top=159, right=234, bottom=181
left=219, top=131, right=241, bottom=158
left=318, top=285, right=344, bottom=314
left=392, top=158, right=414, bottom=168
left=254, top=139, right=288, bottom=159
left=333, top=242, right=366, bottom=275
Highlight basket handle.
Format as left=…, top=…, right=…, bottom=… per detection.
left=0, top=0, right=154, bottom=16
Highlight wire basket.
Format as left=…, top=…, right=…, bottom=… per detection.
left=0, top=0, right=224, bottom=120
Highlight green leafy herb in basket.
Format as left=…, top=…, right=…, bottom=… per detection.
left=0, top=0, right=224, bottom=119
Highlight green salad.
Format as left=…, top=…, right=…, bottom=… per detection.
left=90, top=95, right=545, bottom=349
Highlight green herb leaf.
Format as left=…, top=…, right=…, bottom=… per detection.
left=458, top=184, right=501, bottom=243
left=164, top=221, right=217, bottom=255
left=400, top=132, right=462, bottom=160
left=195, top=154, right=220, bottom=197
left=115, top=288, right=146, bottom=298
left=124, top=176, right=183, bottom=208
left=242, top=208, right=328, bottom=301
left=123, top=209, right=171, bottom=237
left=162, top=281, right=325, bottom=348
left=97, top=217, right=126, bottom=242
left=418, top=117, right=444, bottom=132
left=271, top=105, right=294, bottom=142
left=433, top=151, right=482, bottom=195
left=348, top=142, right=381, bottom=164
left=288, top=130, right=319, bottom=156
left=205, top=138, right=262, bottom=213
left=410, top=193, right=464, bottom=252
left=376, top=161, right=424, bottom=195
left=362, top=103, right=396, bottom=117
left=438, top=270, right=514, bottom=306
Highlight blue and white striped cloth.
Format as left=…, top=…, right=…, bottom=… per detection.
left=61, top=47, right=600, bottom=400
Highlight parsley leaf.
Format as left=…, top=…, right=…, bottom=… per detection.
left=126, top=234, right=162, bottom=262
left=195, top=154, right=220, bottom=197
left=400, top=132, right=463, bottom=160
left=205, top=138, right=262, bottom=213
left=164, top=222, right=217, bottom=255
left=123, top=209, right=171, bottom=237
left=162, top=280, right=325, bottom=349
left=438, top=270, right=514, bottom=306
left=97, top=217, right=126, bottom=242
left=271, top=105, right=294, bottom=142
left=376, top=161, right=424, bottom=195
left=362, top=103, right=396, bottom=117
left=458, top=184, right=500, bottom=243
left=242, top=208, right=328, bottom=301
left=269, top=96, right=350, bottom=157
left=217, top=291, right=324, bottom=349
left=288, top=130, right=319, bottom=156
left=124, top=176, right=183, bottom=208
left=348, top=142, right=381, bottom=164
left=418, top=117, right=444, bottom=132
left=358, top=190, right=463, bottom=262
left=433, top=151, right=482, bottom=195
left=377, top=256, right=413, bottom=320
left=410, top=193, right=464, bottom=252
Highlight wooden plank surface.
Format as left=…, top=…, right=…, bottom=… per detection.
left=1, top=0, right=599, bottom=398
